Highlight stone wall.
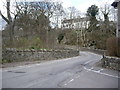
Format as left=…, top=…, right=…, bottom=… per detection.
left=79, top=47, right=106, bottom=55
left=101, top=56, right=120, bottom=71
left=2, top=49, right=79, bottom=62
left=64, top=45, right=106, bottom=55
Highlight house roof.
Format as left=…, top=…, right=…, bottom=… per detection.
left=111, top=0, right=120, bottom=8
left=62, top=17, right=89, bottom=24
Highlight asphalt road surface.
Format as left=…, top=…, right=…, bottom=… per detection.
left=2, top=51, right=120, bottom=88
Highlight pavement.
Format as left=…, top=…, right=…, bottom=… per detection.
left=1, top=51, right=120, bottom=88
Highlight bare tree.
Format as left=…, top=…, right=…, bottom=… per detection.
left=100, top=3, right=111, bottom=22
left=100, top=3, right=116, bottom=34
left=0, top=0, right=18, bottom=46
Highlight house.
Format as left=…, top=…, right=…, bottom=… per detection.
left=61, top=17, right=89, bottom=30
left=112, top=0, right=120, bottom=37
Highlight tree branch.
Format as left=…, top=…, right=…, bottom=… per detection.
left=0, top=10, right=9, bottom=24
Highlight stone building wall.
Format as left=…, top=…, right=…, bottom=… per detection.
left=2, top=49, right=79, bottom=62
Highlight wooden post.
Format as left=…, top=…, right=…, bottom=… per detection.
left=115, top=1, right=120, bottom=57
left=112, top=1, right=120, bottom=56
left=117, top=2, right=120, bottom=37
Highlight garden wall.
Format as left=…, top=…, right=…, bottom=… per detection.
left=101, top=56, right=120, bottom=71
left=2, top=49, right=79, bottom=62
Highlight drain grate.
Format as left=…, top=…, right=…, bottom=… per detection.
left=14, top=71, right=26, bottom=73
left=7, top=71, right=13, bottom=72
left=7, top=71, right=26, bottom=73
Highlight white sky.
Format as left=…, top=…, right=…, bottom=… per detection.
left=0, top=0, right=115, bottom=18
left=61, top=0, right=115, bottom=11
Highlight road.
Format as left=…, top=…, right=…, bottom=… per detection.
left=2, top=51, right=120, bottom=88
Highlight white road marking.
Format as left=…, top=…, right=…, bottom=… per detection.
left=64, top=79, right=74, bottom=86
left=84, top=60, right=93, bottom=65
left=76, top=75, right=80, bottom=78
left=69, top=79, right=74, bottom=82
left=67, top=79, right=74, bottom=83
left=84, top=67, right=119, bottom=78
left=64, top=83, right=67, bottom=85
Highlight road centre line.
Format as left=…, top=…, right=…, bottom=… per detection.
left=64, top=79, right=74, bottom=86
left=84, top=60, right=93, bottom=65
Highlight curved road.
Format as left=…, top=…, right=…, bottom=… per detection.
left=2, top=51, right=119, bottom=88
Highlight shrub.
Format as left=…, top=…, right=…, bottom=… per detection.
left=8, top=37, right=46, bottom=49
left=106, top=37, right=120, bottom=57
left=2, top=59, right=12, bottom=63
left=65, top=30, right=77, bottom=45
left=57, top=33, right=65, bottom=44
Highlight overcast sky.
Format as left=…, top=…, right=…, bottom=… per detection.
left=0, top=0, right=115, bottom=18
left=62, top=0, right=114, bottom=12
